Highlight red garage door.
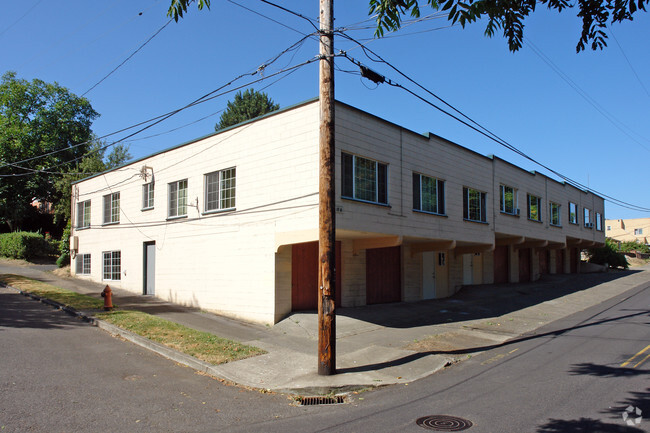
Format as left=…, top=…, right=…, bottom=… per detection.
left=519, top=248, right=531, bottom=283
left=556, top=249, right=564, bottom=273
left=539, top=250, right=549, bottom=275
left=291, top=241, right=341, bottom=311
left=494, top=245, right=509, bottom=284
left=366, top=246, right=401, bottom=304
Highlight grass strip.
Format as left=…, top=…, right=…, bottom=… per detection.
left=0, top=274, right=265, bottom=365
left=0, top=274, right=103, bottom=310
left=96, top=310, right=265, bottom=364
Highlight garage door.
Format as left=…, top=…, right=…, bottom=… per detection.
left=366, top=246, right=401, bottom=304
left=291, top=241, right=341, bottom=311
left=494, top=245, right=509, bottom=284
left=519, top=248, right=531, bottom=282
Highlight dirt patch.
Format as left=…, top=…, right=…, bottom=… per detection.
left=626, top=257, right=650, bottom=268
left=406, top=331, right=502, bottom=354
left=51, top=265, right=70, bottom=278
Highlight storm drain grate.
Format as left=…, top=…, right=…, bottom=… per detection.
left=416, top=415, right=473, bottom=431
left=297, top=395, right=347, bottom=406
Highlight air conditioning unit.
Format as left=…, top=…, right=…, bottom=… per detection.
left=515, top=208, right=521, bottom=216
left=69, top=235, right=79, bottom=251
left=586, top=223, right=594, bottom=228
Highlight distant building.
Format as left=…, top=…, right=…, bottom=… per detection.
left=606, top=218, right=650, bottom=245
left=69, top=99, right=605, bottom=325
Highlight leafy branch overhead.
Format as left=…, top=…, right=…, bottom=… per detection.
left=368, top=0, right=648, bottom=52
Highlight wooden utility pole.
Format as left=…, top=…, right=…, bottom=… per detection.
left=318, top=0, right=336, bottom=376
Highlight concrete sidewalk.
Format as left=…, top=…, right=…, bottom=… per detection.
left=1, top=260, right=649, bottom=395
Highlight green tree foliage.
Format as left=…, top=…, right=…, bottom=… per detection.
left=0, top=71, right=99, bottom=231
left=52, top=141, right=131, bottom=225
left=587, top=238, right=629, bottom=269
left=619, top=240, right=650, bottom=253
left=369, top=0, right=648, bottom=52
left=215, top=89, right=280, bottom=131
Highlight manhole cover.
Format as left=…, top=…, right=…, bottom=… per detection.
left=416, top=415, right=473, bottom=431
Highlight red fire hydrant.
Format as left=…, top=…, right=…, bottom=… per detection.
left=101, top=285, right=113, bottom=311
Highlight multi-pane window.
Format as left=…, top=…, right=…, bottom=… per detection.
left=342, top=152, right=388, bottom=205
left=168, top=179, right=188, bottom=218
left=569, top=202, right=578, bottom=225
left=75, top=254, right=91, bottom=275
left=550, top=202, right=561, bottom=226
left=499, top=185, right=517, bottom=215
left=102, top=193, right=120, bottom=224
left=76, top=200, right=91, bottom=229
left=527, top=194, right=542, bottom=222
left=142, top=182, right=154, bottom=210
left=634, top=228, right=643, bottom=235
left=584, top=208, right=591, bottom=227
left=205, top=167, right=236, bottom=212
left=413, top=173, right=445, bottom=215
left=102, top=251, right=121, bottom=280
left=463, top=187, right=487, bottom=222
left=595, top=212, right=603, bottom=231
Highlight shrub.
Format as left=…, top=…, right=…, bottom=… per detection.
left=588, top=239, right=629, bottom=269
left=619, top=240, right=650, bottom=254
left=0, top=232, right=51, bottom=261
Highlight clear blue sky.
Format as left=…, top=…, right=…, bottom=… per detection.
left=2, top=0, right=649, bottom=219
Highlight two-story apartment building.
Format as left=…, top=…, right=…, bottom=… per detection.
left=70, top=99, right=605, bottom=325
left=606, top=218, right=650, bottom=245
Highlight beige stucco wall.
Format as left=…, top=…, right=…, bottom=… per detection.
left=606, top=218, right=650, bottom=244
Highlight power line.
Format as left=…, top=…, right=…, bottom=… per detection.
left=336, top=38, right=650, bottom=213
left=258, top=0, right=319, bottom=32
left=226, top=0, right=308, bottom=35
left=607, top=25, right=650, bottom=100
left=0, top=0, right=43, bottom=38
left=0, top=32, right=317, bottom=171
left=82, top=19, right=173, bottom=96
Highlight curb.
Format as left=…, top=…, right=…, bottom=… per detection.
left=1, top=283, right=248, bottom=389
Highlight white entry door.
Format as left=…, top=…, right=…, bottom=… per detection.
left=422, top=251, right=436, bottom=299
left=463, top=253, right=473, bottom=285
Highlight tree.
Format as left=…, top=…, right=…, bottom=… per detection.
left=215, top=89, right=280, bottom=131
left=52, top=141, right=132, bottom=225
left=369, top=0, right=649, bottom=52
left=0, top=71, right=99, bottom=231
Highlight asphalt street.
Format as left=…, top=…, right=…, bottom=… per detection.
left=228, top=282, right=650, bottom=433
left=0, top=286, right=294, bottom=433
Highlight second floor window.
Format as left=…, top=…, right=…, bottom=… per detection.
left=205, top=167, right=236, bottom=212
left=463, top=187, right=487, bottom=223
left=102, top=193, right=120, bottom=224
left=142, top=182, right=154, bottom=210
left=499, top=185, right=517, bottom=215
left=168, top=179, right=188, bottom=218
left=634, top=228, right=643, bottom=235
left=342, top=152, right=388, bottom=205
left=595, top=212, right=603, bottom=231
left=584, top=208, right=591, bottom=227
left=77, top=200, right=91, bottom=228
left=550, top=202, right=561, bottom=226
left=527, top=194, right=542, bottom=222
left=569, top=202, right=578, bottom=224
left=413, top=173, right=445, bottom=215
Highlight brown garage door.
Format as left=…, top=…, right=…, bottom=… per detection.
left=570, top=247, right=578, bottom=273
left=556, top=249, right=564, bottom=273
left=291, top=241, right=341, bottom=311
left=539, top=250, right=549, bottom=274
left=519, top=248, right=531, bottom=283
left=366, top=246, right=401, bottom=304
left=494, top=245, right=509, bottom=284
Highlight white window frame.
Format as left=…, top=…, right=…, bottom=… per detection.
left=204, top=167, right=236, bottom=213
left=550, top=202, right=561, bottom=227
left=102, top=251, right=121, bottom=281
left=341, top=152, right=388, bottom=205
left=413, top=173, right=445, bottom=215
left=77, top=200, right=91, bottom=229
left=499, top=184, right=518, bottom=215
left=168, top=179, right=188, bottom=218
left=527, top=194, right=542, bottom=222
left=634, top=228, right=643, bottom=235
left=584, top=208, right=591, bottom=227
left=102, top=192, right=120, bottom=225
left=568, top=202, right=578, bottom=225
left=142, top=182, right=154, bottom=210
left=76, top=253, right=91, bottom=275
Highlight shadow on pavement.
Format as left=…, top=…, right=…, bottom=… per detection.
left=569, top=363, right=650, bottom=378
left=0, top=292, right=86, bottom=330
left=535, top=417, right=644, bottom=433
left=335, top=271, right=640, bottom=328
left=337, top=310, right=649, bottom=373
